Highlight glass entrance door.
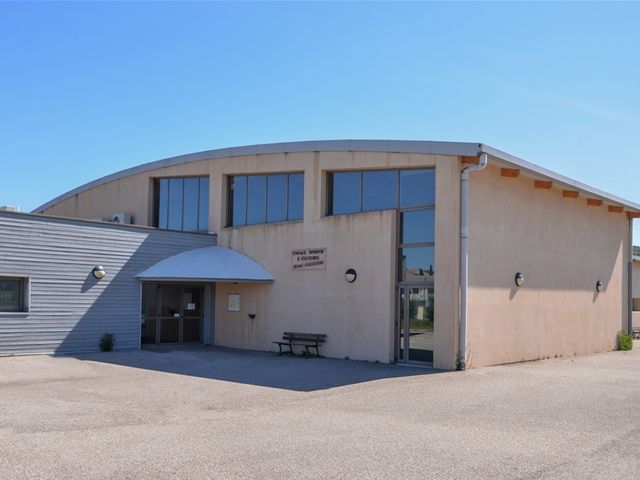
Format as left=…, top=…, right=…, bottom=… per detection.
left=159, top=285, right=181, bottom=343
left=182, top=286, right=202, bottom=343
left=398, top=286, right=434, bottom=363
left=141, top=284, right=203, bottom=345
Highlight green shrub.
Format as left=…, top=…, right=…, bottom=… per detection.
left=99, top=332, right=115, bottom=352
left=616, top=330, right=633, bottom=351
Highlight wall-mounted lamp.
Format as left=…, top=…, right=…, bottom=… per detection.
left=92, top=265, right=106, bottom=280
left=345, top=268, right=357, bottom=283
left=248, top=313, right=256, bottom=320
left=514, top=272, right=524, bottom=287
left=596, top=280, right=604, bottom=293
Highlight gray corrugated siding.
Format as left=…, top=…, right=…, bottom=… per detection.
left=0, top=212, right=214, bottom=355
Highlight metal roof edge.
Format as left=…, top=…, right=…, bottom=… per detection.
left=479, top=144, right=640, bottom=212
left=0, top=209, right=217, bottom=237
left=31, top=139, right=640, bottom=213
left=32, top=140, right=481, bottom=212
left=133, top=277, right=273, bottom=283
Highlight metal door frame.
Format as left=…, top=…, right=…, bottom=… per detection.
left=396, top=285, right=434, bottom=365
left=395, top=204, right=436, bottom=365
left=153, top=284, right=204, bottom=345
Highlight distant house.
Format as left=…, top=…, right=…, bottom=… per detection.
left=2, top=140, right=639, bottom=369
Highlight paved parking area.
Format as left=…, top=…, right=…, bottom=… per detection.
left=1, top=346, right=640, bottom=479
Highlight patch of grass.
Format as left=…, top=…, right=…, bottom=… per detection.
left=99, top=332, right=115, bottom=352
left=616, top=330, right=633, bottom=351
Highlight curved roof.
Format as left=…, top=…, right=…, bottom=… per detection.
left=34, top=139, right=640, bottom=213
left=135, top=246, right=274, bottom=283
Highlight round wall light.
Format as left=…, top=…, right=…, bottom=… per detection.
left=345, top=268, right=357, bottom=283
left=596, top=280, right=604, bottom=293
left=514, top=272, right=524, bottom=287
left=92, top=265, right=106, bottom=280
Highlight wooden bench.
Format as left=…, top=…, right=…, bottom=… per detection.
left=273, top=332, right=327, bottom=356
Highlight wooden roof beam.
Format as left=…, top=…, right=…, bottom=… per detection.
left=534, top=180, right=552, bottom=189
left=501, top=168, right=520, bottom=178
left=562, top=190, right=579, bottom=199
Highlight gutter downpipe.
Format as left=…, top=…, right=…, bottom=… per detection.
left=628, top=217, right=634, bottom=334
left=458, top=150, right=488, bottom=370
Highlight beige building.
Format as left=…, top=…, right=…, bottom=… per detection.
left=32, top=140, right=640, bottom=369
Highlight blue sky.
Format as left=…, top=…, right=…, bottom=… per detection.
left=0, top=2, right=638, bottom=243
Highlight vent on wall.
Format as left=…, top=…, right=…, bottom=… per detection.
left=112, top=213, right=133, bottom=224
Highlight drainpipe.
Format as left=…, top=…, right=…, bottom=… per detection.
left=458, top=150, right=488, bottom=370
left=628, top=217, right=634, bottom=334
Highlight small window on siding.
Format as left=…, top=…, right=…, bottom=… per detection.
left=633, top=299, right=640, bottom=312
left=0, top=277, right=28, bottom=313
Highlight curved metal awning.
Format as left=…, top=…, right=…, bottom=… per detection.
left=135, top=246, right=274, bottom=283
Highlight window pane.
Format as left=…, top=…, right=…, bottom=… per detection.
left=198, top=177, right=209, bottom=231
left=247, top=175, right=267, bottom=224
left=267, top=174, right=287, bottom=223
left=157, top=179, right=169, bottom=229
left=182, top=178, right=199, bottom=231
left=332, top=172, right=361, bottom=214
left=400, top=209, right=435, bottom=244
left=399, top=246, right=435, bottom=284
left=399, top=169, right=435, bottom=208
left=167, top=178, right=183, bottom=230
left=0, top=278, right=21, bottom=312
left=362, top=170, right=397, bottom=211
left=231, top=176, right=247, bottom=226
left=287, top=173, right=304, bottom=220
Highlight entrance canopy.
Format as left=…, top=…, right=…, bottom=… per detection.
left=136, top=246, right=274, bottom=283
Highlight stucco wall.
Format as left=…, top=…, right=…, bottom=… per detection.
left=213, top=211, right=396, bottom=362
left=42, top=151, right=460, bottom=366
left=467, top=165, right=629, bottom=367
left=38, top=147, right=633, bottom=369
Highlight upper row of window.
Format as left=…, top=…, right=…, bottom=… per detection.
left=153, top=168, right=435, bottom=232
left=328, top=169, right=435, bottom=215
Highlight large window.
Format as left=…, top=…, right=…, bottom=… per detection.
left=227, top=173, right=304, bottom=227
left=327, top=168, right=435, bottom=215
left=0, top=277, right=28, bottom=313
left=154, top=176, right=209, bottom=232
left=398, top=208, right=435, bottom=285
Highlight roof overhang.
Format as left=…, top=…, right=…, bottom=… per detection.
left=33, top=139, right=640, bottom=214
left=136, top=246, right=274, bottom=283
left=479, top=144, right=640, bottom=213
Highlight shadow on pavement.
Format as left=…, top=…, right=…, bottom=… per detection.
left=74, top=345, right=442, bottom=392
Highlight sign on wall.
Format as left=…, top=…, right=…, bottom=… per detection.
left=291, top=248, right=327, bottom=271
left=227, top=293, right=240, bottom=312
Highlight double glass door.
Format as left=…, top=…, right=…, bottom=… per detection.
left=398, top=286, right=434, bottom=363
left=142, top=284, right=203, bottom=345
